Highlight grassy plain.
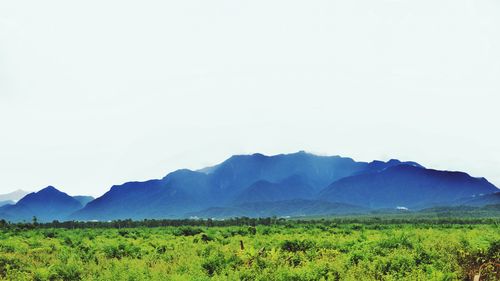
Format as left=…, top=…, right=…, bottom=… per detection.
left=0, top=219, right=499, bottom=280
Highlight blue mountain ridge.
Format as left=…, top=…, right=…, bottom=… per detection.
left=71, top=152, right=423, bottom=220
left=1, top=152, right=498, bottom=222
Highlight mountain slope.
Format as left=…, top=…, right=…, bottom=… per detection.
left=452, top=192, right=500, bottom=207
left=0, top=186, right=83, bottom=222
left=319, top=164, right=498, bottom=209
left=0, top=200, right=15, bottom=207
left=188, top=199, right=366, bottom=218
left=234, top=175, right=314, bottom=203
left=71, top=169, right=213, bottom=220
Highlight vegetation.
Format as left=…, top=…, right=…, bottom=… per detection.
left=0, top=218, right=498, bottom=280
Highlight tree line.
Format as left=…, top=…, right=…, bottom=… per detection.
left=0, top=216, right=498, bottom=230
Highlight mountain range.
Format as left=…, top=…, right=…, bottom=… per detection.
left=0, top=152, right=498, bottom=222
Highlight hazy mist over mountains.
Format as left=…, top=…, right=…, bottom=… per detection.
left=0, top=190, right=30, bottom=202
left=0, top=152, right=498, bottom=222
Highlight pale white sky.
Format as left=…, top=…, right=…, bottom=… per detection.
left=1, top=0, right=499, bottom=197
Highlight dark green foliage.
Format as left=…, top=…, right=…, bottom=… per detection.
left=0, top=256, right=24, bottom=278
left=175, top=226, right=204, bottom=236
left=248, top=226, right=257, bottom=235
left=51, top=262, right=83, bottom=281
left=281, top=239, right=315, bottom=252
left=200, top=233, right=213, bottom=243
left=201, top=248, right=226, bottom=276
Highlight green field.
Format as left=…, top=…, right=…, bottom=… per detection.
left=0, top=220, right=499, bottom=280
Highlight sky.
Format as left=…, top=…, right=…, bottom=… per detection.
left=1, top=0, right=499, bottom=197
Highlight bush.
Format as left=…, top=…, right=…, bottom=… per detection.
left=281, top=239, right=315, bottom=252
left=175, top=226, right=204, bottom=236
left=248, top=226, right=257, bottom=235
left=0, top=256, right=23, bottom=277
left=201, top=249, right=225, bottom=276
left=50, top=262, right=83, bottom=281
left=102, top=242, right=142, bottom=259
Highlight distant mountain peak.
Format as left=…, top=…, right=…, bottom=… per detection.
left=163, top=168, right=202, bottom=179
left=1, top=186, right=83, bottom=222
left=19, top=186, right=78, bottom=203
left=39, top=186, right=59, bottom=193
